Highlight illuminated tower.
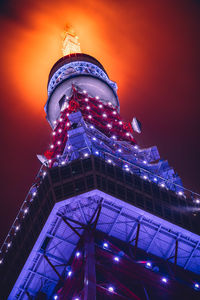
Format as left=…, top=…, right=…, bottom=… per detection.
left=0, top=30, right=200, bottom=300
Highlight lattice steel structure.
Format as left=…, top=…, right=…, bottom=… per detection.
left=0, top=31, right=200, bottom=300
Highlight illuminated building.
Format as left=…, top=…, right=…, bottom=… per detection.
left=0, top=29, right=200, bottom=300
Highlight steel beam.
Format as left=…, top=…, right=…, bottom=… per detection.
left=83, top=230, right=96, bottom=300
left=134, top=222, right=140, bottom=257
left=108, top=208, right=123, bottom=236
left=78, top=201, right=88, bottom=224
left=62, top=217, right=82, bottom=237
left=146, top=224, right=162, bottom=253
left=44, top=254, right=64, bottom=282
left=184, top=241, right=200, bottom=270
left=127, top=215, right=143, bottom=243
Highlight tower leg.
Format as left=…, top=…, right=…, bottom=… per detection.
left=83, top=230, right=96, bottom=300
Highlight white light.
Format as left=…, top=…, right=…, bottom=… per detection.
left=178, top=191, right=183, bottom=196
left=84, top=153, right=89, bottom=157
left=33, top=192, right=37, bottom=196
left=143, top=160, right=147, bottom=164
left=194, top=283, right=200, bottom=289
left=146, top=262, right=152, bottom=268
left=68, top=146, right=71, bottom=149
left=92, top=137, right=96, bottom=141
left=53, top=295, right=58, bottom=300
left=67, top=113, right=69, bottom=116
left=83, top=90, right=87, bottom=94
left=74, top=298, right=79, bottom=300
left=50, top=145, right=54, bottom=149
left=113, top=111, right=117, bottom=115
left=161, top=277, right=167, bottom=283
left=134, top=145, right=138, bottom=149
left=195, top=199, right=200, bottom=204
left=153, top=177, right=158, bottom=182
left=15, top=226, right=20, bottom=231
left=67, top=122, right=70, bottom=126
left=124, top=164, right=128, bottom=168
left=107, top=159, right=112, bottom=164
left=61, top=161, right=66, bottom=165
left=68, top=271, right=72, bottom=277
left=95, top=151, right=99, bottom=155
left=126, top=132, right=130, bottom=136
left=57, top=141, right=61, bottom=145
left=108, top=286, right=114, bottom=293
left=103, top=242, right=109, bottom=248
left=114, top=256, right=119, bottom=262
left=161, top=183, right=165, bottom=188
left=143, top=175, right=148, bottom=180
left=112, top=135, right=116, bottom=139
left=52, top=132, right=56, bottom=136
left=0, top=259, right=3, bottom=264
left=125, top=168, right=130, bottom=172
left=103, top=114, right=107, bottom=118
left=85, top=98, right=88, bottom=101
left=99, top=104, right=103, bottom=108
left=88, top=115, right=92, bottom=119
left=76, top=252, right=81, bottom=258
left=7, top=242, right=11, bottom=248
left=49, top=159, right=52, bottom=163
left=96, top=96, right=99, bottom=99
left=107, top=124, right=112, bottom=128
left=53, top=121, right=57, bottom=124
left=59, top=118, right=63, bottom=122
left=86, top=106, right=90, bottom=110
left=118, top=149, right=122, bottom=152
left=90, top=125, right=94, bottom=129
left=119, top=121, right=122, bottom=125
left=57, top=154, right=60, bottom=158
left=24, top=208, right=28, bottom=214
left=58, top=129, right=62, bottom=133
left=108, top=102, right=112, bottom=106
left=43, top=171, right=46, bottom=176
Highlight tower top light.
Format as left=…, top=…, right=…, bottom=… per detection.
left=62, top=26, right=81, bottom=56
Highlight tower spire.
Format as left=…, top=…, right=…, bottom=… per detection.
left=62, top=26, right=81, bottom=56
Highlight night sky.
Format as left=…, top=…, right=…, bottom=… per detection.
left=0, top=0, right=200, bottom=244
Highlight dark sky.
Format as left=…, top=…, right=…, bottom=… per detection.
left=0, top=0, right=200, bottom=244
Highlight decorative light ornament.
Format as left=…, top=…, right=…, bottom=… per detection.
left=86, top=106, right=90, bottom=110
left=85, top=98, right=89, bottom=101
left=111, top=135, right=116, bottom=139
left=33, top=192, right=37, bottom=196
left=153, top=177, right=158, bottom=182
left=61, top=161, right=66, bottom=165
left=92, top=137, right=96, bottom=141
left=83, top=90, right=87, bottom=94
left=134, top=145, right=138, bottom=149
left=195, top=199, right=200, bottom=204
left=57, top=141, right=61, bottom=145
left=126, top=132, right=130, bottom=136
left=88, top=115, right=92, bottom=119
left=103, top=114, right=107, bottom=118
left=50, top=145, right=54, bottom=149
left=96, top=96, right=99, bottom=99
left=145, top=262, right=152, bottom=269
left=119, top=121, right=122, bottom=125
left=24, top=208, right=28, bottom=214
left=58, top=129, right=62, bottom=133
left=0, top=259, right=3, bottom=264
left=107, top=124, right=112, bottom=128
left=84, top=153, right=89, bottom=157
left=118, top=149, right=122, bottom=152
left=43, top=171, right=46, bottom=176
left=161, top=277, right=168, bottom=283
left=52, top=132, right=56, bottom=136
left=107, top=159, right=112, bottom=164
left=90, top=125, right=94, bottom=129
left=99, top=104, right=103, bottom=108
left=95, top=151, right=99, bottom=155
left=160, top=183, right=165, bottom=188
left=108, top=102, right=112, bottom=106
left=7, top=242, right=11, bottom=248
left=15, top=226, right=20, bottom=231
left=53, top=295, right=58, bottom=300
left=143, top=160, right=147, bottom=164
left=143, top=175, right=148, bottom=180
left=113, top=111, right=117, bottom=115
left=59, top=118, right=63, bottom=122
left=67, top=122, right=70, bottom=126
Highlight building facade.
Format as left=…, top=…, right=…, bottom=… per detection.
left=0, top=31, right=200, bottom=300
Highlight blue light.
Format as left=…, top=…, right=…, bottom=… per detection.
left=103, top=242, right=109, bottom=248
left=161, top=277, right=167, bottom=283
